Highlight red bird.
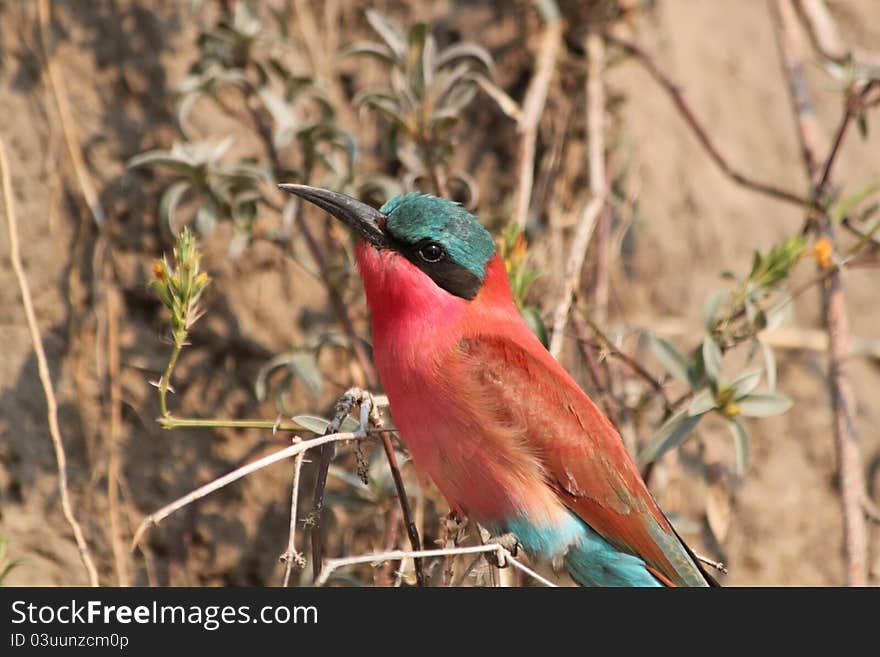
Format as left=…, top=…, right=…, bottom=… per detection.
left=282, top=184, right=715, bottom=587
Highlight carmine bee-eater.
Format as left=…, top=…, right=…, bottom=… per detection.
left=281, top=184, right=716, bottom=587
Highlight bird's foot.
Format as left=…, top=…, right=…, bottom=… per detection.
left=484, top=532, right=519, bottom=568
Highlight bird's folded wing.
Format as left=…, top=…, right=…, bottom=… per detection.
left=446, top=332, right=709, bottom=587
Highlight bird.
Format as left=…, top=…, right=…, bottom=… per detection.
left=280, top=183, right=717, bottom=587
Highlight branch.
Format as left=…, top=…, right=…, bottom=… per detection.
left=512, top=1, right=562, bottom=229
left=37, top=0, right=105, bottom=226
left=315, top=543, right=557, bottom=588
left=281, top=444, right=305, bottom=586
left=772, top=0, right=869, bottom=586
left=131, top=428, right=367, bottom=551
left=604, top=32, right=810, bottom=208
left=796, top=0, right=880, bottom=70
left=1, top=138, right=99, bottom=586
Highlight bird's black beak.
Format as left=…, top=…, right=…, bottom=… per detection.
left=279, top=184, right=388, bottom=248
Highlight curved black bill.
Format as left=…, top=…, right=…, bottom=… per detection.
left=279, top=184, right=388, bottom=248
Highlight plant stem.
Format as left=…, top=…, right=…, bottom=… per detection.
left=158, top=340, right=182, bottom=418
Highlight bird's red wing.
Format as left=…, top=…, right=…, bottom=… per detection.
left=447, top=332, right=708, bottom=587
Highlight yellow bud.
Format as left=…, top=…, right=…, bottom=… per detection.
left=813, top=238, right=832, bottom=269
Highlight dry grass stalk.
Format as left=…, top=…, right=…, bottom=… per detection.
left=1, top=138, right=100, bottom=586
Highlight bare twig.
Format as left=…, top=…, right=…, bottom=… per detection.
left=604, top=32, right=810, bottom=208
left=796, top=0, right=880, bottom=69
left=772, top=0, right=869, bottom=586
left=309, top=389, right=368, bottom=581
left=281, top=444, right=305, bottom=586
left=1, top=138, right=99, bottom=586
left=316, top=543, right=557, bottom=588
left=106, top=281, right=130, bottom=586
left=132, top=429, right=367, bottom=551
left=37, top=0, right=104, bottom=227
left=586, top=29, right=610, bottom=325
left=512, top=0, right=562, bottom=229
left=548, top=197, right=604, bottom=358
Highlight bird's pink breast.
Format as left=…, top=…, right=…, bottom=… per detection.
left=355, top=244, right=567, bottom=525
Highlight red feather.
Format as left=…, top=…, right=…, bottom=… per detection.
left=358, top=246, right=710, bottom=586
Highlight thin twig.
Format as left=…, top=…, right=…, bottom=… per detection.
left=106, top=281, right=130, bottom=586
left=308, top=389, right=367, bottom=581
left=37, top=0, right=104, bottom=226
left=1, top=138, right=99, bottom=586
left=796, top=0, right=880, bottom=70
left=131, top=429, right=367, bottom=551
left=316, top=543, right=557, bottom=588
left=586, top=28, right=610, bottom=324
left=772, top=0, right=868, bottom=586
left=512, top=0, right=562, bottom=229
left=281, top=443, right=305, bottom=586
left=604, top=32, right=810, bottom=208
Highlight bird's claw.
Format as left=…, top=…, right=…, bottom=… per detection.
left=484, top=533, right=519, bottom=568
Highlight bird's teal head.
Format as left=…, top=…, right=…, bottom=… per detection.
left=279, top=185, right=496, bottom=300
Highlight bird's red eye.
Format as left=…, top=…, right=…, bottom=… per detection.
left=418, top=242, right=444, bottom=263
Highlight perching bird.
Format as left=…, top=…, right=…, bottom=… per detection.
left=281, top=184, right=717, bottom=587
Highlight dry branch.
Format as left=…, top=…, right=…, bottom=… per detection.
left=315, top=543, right=557, bottom=588
left=281, top=445, right=306, bottom=586
left=604, top=32, right=810, bottom=208
left=512, top=1, right=562, bottom=229
left=37, top=0, right=105, bottom=227
left=132, top=429, right=366, bottom=552
left=796, top=0, right=880, bottom=70
left=772, top=0, right=869, bottom=586
left=1, top=138, right=100, bottom=586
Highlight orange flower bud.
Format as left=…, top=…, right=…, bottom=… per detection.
left=813, top=238, right=832, bottom=269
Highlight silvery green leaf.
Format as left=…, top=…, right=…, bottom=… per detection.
left=638, top=409, right=703, bottom=469
left=365, top=9, right=406, bottom=60
left=737, top=393, right=793, bottom=418
left=227, top=230, right=250, bottom=259
left=436, top=42, right=494, bottom=71
left=701, top=291, right=726, bottom=330
left=292, top=415, right=330, bottom=434
left=128, top=150, right=196, bottom=174
left=289, top=352, right=323, bottom=396
left=761, top=341, right=777, bottom=391
left=195, top=196, right=218, bottom=235
left=687, top=389, right=717, bottom=416
left=702, top=336, right=723, bottom=384
left=159, top=180, right=191, bottom=234
left=726, top=416, right=749, bottom=476
left=731, top=369, right=763, bottom=400
left=648, top=334, right=691, bottom=385
left=345, top=41, right=396, bottom=64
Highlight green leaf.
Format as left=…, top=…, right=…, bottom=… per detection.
left=737, top=393, right=793, bottom=418
left=436, top=42, right=494, bottom=72
left=702, top=291, right=726, bottom=331
left=857, top=112, right=868, bottom=140
left=291, top=415, right=331, bottom=434
left=648, top=334, right=692, bottom=385
left=520, top=307, right=549, bottom=348
left=344, top=41, right=396, bottom=65
left=195, top=195, right=218, bottom=235
left=701, top=336, right=723, bottom=384
left=726, top=416, right=750, bottom=476
left=365, top=9, right=406, bottom=60
left=760, top=341, right=777, bottom=391
left=159, top=181, right=192, bottom=233
left=730, top=369, right=763, bottom=399
left=638, top=409, right=703, bottom=469
left=830, top=182, right=880, bottom=224
left=687, top=389, right=717, bottom=417
left=289, top=352, right=323, bottom=396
